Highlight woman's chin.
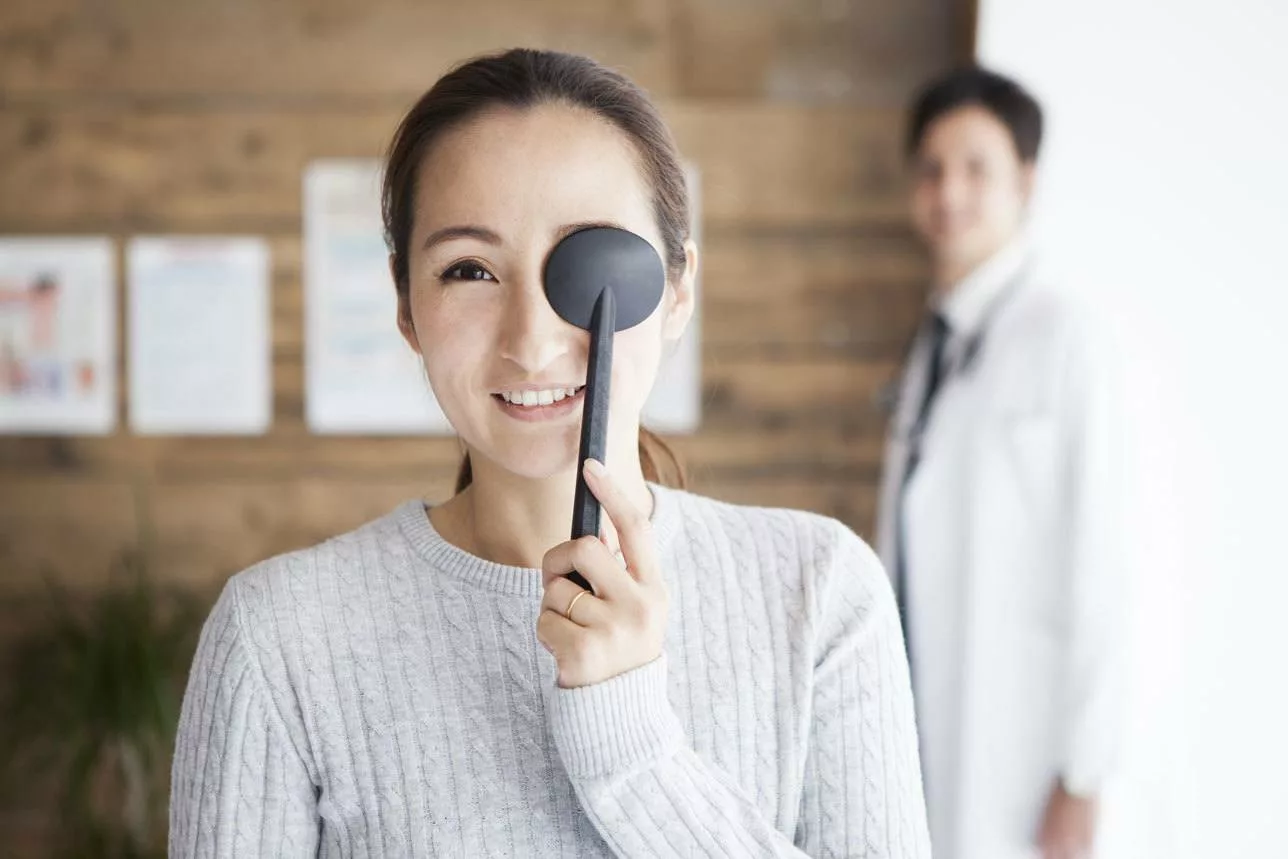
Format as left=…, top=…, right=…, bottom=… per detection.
left=509, top=461, right=579, bottom=483
left=476, top=445, right=580, bottom=484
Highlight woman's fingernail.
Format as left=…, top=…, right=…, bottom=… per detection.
left=585, top=459, right=606, bottom=477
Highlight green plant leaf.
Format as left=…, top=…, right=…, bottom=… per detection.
left=0, top=550, right=211, bottom=855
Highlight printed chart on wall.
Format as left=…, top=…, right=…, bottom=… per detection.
left=643, top=161, right=702, bottom=433
left=127, top=237, right=271, bottom=435
left=304, top=159, right=452, bottom=434
left=0, top=237, right=116, bottom=434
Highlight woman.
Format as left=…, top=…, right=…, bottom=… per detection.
left=169, top=48, right=929, bottom=858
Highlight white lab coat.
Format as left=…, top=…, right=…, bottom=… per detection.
left=877, top=242, right=1127, bottom=859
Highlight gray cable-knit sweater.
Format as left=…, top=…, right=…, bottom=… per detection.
left=169, top=485, right=930, bottom=857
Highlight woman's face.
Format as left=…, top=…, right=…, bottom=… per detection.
left=398, top=103, right=694, bottom=482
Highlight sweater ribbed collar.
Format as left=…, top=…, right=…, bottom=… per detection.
left=395, top=484, right=682, bottom=598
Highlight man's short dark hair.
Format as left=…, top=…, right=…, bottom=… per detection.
left=906, top=67, right=1044, bottom=162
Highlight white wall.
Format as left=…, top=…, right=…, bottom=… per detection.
left=977, top=2, right=1288, bottom=857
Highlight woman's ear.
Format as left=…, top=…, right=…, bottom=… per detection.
left=396, top=294, right=421, bottom=356
left=661, top=239, right=698, bottom=341
left=392, top=254, right=422, bottom=356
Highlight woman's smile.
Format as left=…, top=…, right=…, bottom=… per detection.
left=492, top=384, right=586, bottom=422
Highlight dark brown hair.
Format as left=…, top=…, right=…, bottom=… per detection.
left=382, top=48, right=688, bottom=493
left=906, top=66, right=1044, bottom=162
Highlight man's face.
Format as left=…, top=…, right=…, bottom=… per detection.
left=910, top=105, right=1034, bottom=278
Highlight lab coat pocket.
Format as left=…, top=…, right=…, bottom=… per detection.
left=1002, top=414, right=1060, bottom=514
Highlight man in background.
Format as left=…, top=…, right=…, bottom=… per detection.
left=877, top=67, right=1127, bottom=859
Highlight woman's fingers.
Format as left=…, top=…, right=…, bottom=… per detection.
left=535, top=461, right=670, bottom=689
left=540, top=574, right=610, bottom=628
left=541, top=535, right=634, bottom=601
left=535, top=608, right=583, bottom=664
left=583, top=459, right=659, bottom=587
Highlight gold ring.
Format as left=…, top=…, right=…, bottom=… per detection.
left=564, top=589, right=590, bottom=623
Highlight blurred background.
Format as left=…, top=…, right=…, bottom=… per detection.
left=0, top=0, right=1284, bottom=857
left=0, top=0, right=967, bottom=596
left=0, top=2, right=969, bottom=854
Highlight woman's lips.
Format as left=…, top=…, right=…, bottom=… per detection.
left=492, top=385, right=586, bottom=422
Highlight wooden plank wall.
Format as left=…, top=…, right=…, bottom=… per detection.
left=0, top=0, right=959, bottom=849
left=0, top=0, right=953, bottom=589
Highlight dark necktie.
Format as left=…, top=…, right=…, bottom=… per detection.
left=895, top=313, right=951, bottom=664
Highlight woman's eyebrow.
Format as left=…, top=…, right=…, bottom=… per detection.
left=421, top=225, right=503, bottom=251
left=554, top=220, right=627, bottom=242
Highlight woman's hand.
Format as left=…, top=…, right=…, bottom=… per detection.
left=537, top=459, right=668, bottom=689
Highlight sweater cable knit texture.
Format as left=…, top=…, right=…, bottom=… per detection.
left=169, top=485, right=930, bottom=857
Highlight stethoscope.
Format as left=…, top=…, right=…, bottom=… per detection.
left=876, top=262, right=1033, bottom=428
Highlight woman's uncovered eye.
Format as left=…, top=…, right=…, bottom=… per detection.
left=440, top=260, right=497, bottom=283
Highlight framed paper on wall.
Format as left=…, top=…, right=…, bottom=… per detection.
left=0, top=237, right=116, bottom=435
left=303, top=159, right=452, bottom=434
left=127, top=236, right=271, bottom=435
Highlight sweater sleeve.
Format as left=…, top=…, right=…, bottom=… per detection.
left=548, top=520, right=931, bottom=858
left=169, top=580, right=321, bottom=858
left=795, top=522, right=930, bottom=857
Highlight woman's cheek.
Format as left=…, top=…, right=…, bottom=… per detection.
left=416, top=307, right=477, bottom=388
left=612, top=324, right=664, bottom=411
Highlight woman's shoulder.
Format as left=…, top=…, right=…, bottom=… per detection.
left=661, top=483, right=869, bottom=545
left=658, top=485, right=889, bottom=595
left=219, top=500, right=418, bottom=626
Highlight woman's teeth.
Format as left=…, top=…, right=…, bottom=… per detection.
left=498, top=387, right=583, bottom=407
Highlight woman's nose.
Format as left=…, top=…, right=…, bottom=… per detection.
left=498, top=283, right=575, bottom=374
